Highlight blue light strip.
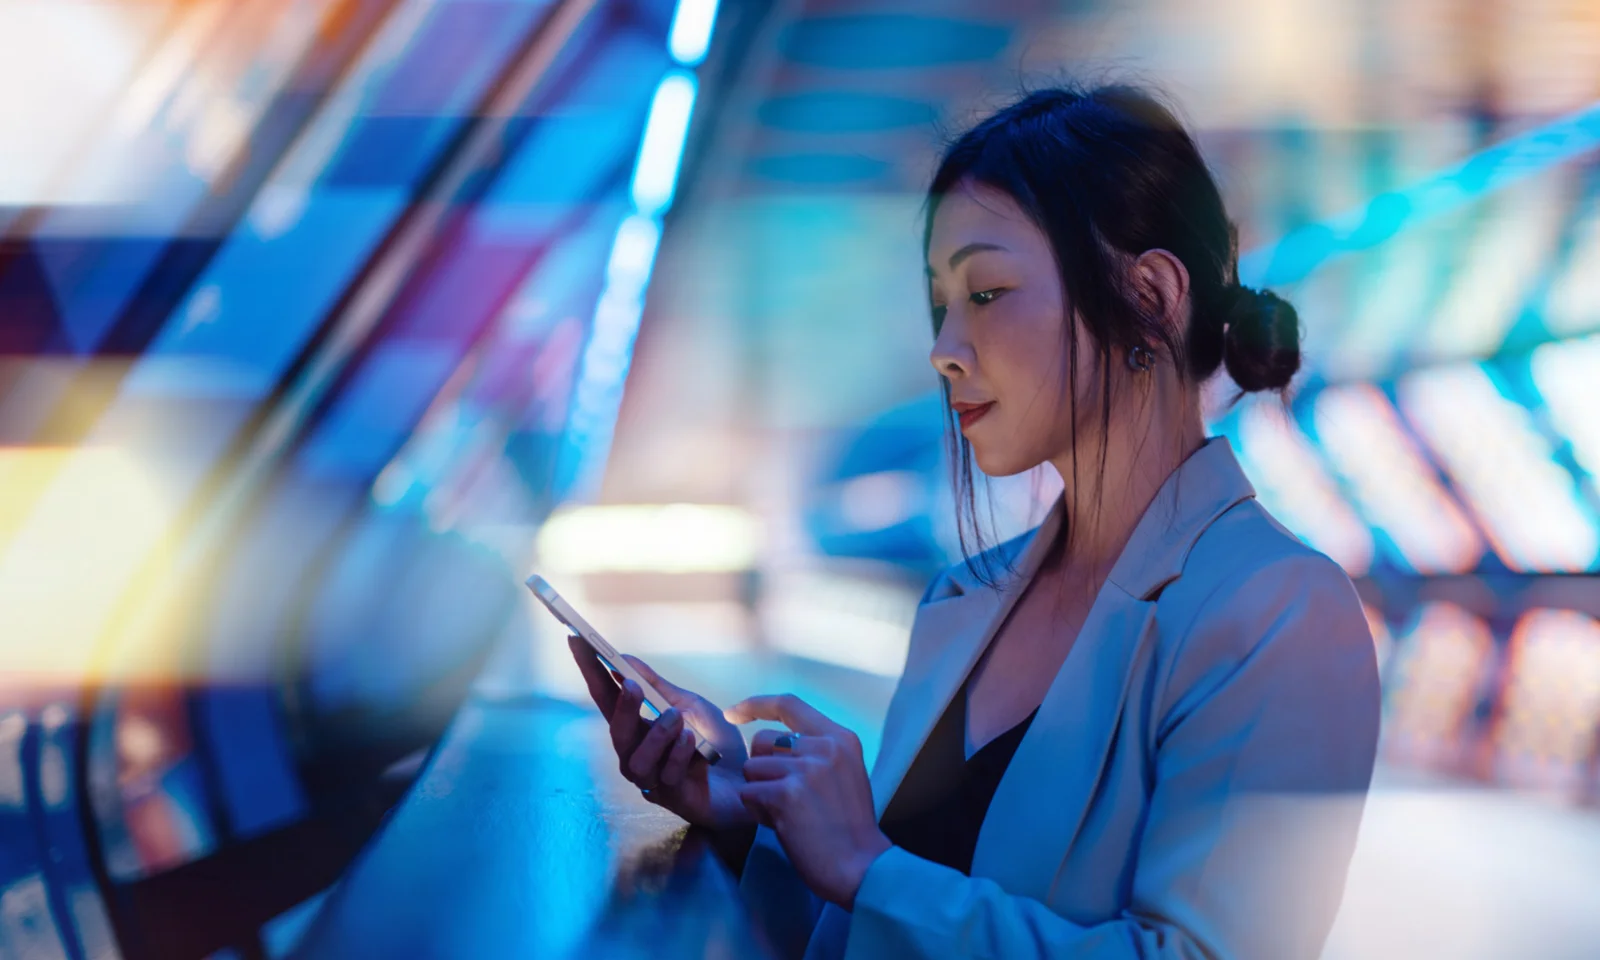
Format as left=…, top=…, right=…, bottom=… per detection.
left=558, top=11, right=714, bottom=499
left=630, top=70, right=699, bottom=217
left=556, top=213, right=663, bottom=498
left=668, top=0, right=720, bottom=66
left=1241, top=99, right=1600, bottom=288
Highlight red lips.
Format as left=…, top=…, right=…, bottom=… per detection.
left=951, top=400, right=994, bottom=429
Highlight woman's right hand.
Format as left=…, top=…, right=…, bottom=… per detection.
left=567, top=636, right=754, bottom=830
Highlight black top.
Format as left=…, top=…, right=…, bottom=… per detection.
left=878, top=680, right=1038, bottom=876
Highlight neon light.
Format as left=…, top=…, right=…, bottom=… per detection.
left=1531, top=333, right=1600, bottom=485
left=668, top=0, right=721, bottom=67
left=1241, top=98, right=1600, bottom=288
left=1234, top=401, right=1374, bottom=575
left=630, top=71, right=697, bottom=217
left=559, top=214, right=663, bottom=497
left=1312, top=384, right=1483, bottom=574
left=1398, top=364, right=1599, bottom=573
left=537, top=503, right=760, bottom=573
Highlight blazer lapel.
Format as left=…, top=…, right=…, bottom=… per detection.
left=969, top=586, right=1158, bottom=896
left=869, top=500, right=1065, bottom=819
left=969, top=437, right=1257, bottom=897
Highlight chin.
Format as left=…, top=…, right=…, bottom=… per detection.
left=969, top=443, right=1038, bottom=479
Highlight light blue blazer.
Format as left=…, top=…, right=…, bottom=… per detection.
left=740, top=437, right=1381, bottom=959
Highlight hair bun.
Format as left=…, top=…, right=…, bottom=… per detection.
left=1222, top=285, right=1300, bottom=393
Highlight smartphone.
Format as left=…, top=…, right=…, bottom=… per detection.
left=526, top=575, right=722, bottom=765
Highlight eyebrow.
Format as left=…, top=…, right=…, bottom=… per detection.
left=926, top=242, right=1008, bottom=276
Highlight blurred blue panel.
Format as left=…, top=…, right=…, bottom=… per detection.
left=199, top=690, right=309, bottom=840
left=322, top=117, right=465, bottom=191
left=779, top=14, right=1010, bottom=69
left=549, top=25, right=668, bottom=112
left=263, top=889, right=330, bottom=958
left=324, top=1, right=548, bottom=189
left=353, top=23, right=671, bottom=373
left=370, top=2, right=548, bottom=114
left=26, top=0, right=392, bottom=357
left=474, top=29, right=666, bottom=240
left=33, top=237, right=169, bottom=353
left=296, top=343, right=460, bottom=480
left=0, top=246, right=62, bottom=355
left=746, top=153, right=893, bottom=184
left=471, top=112, right=635, bottom=239
left=757, top=92, right=937, bottom=133
left=387, top=233, right=539, bottom=340
left=501, top=200, right=623, bottom=342
left=132, top=190, right=407, bottom=399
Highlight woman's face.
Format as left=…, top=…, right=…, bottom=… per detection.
left=927, top=180, right=1098, bottom=478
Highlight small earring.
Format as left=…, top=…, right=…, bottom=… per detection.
left=1127, top=346, right=1154, bottom=372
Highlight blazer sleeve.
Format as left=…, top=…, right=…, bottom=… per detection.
left=846, top=553, right=1382, bottom=960
left=738, top=568, right=956, bottom=959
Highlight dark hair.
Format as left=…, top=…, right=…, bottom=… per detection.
left=925, top=83, right=1300, bottom=583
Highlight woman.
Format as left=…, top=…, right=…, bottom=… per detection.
left=569, top=84, right=1380, bottom=959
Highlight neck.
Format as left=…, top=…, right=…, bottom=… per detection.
left=1044, top=377, right=1206, bottom=573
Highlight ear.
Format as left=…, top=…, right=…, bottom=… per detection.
left=1130, top=249, right=1190, bottom=337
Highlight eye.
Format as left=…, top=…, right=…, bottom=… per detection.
left=969, top=288, right=1005, bottom=306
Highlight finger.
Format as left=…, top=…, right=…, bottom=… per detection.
left=658, top=728, right=698, bottom=788
left=737, top=779, right=793, bottom=816
left=741, top=755, right=803, bottom=782
left=626, top=708, right=684, bottom=788
left=620, top=655, right=693, bottom=710
left=723, top=694, right=838, bottom=736
left=568, top=636, right=620, bottom=713
left=750, top=731, right=832, bottom=760
left=609, top=679, right=648, bottom=757
left=748, top=728, right=787, bottom=757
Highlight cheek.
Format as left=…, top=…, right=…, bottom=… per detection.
left=966, top=310, right=1076, bottom=473
left=979, top=302, right=1072, bottom=410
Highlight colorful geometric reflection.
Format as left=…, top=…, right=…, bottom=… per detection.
left=1310, top=384, right=1484, bottom=575
left=1530, top=333, right=1600, bottom=490
left=1384, top=603, right=1493, bottom=769
left=1398, top=364, right=1600, bottom=573
left=1490, top=609, right=1600, bottom=794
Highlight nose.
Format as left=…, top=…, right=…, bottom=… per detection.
left=929, top=317, right=973, bottom=381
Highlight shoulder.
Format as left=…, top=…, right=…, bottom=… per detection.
left=1158, top=496, right=1361, bottom=628
left=1151, top=498, right=1378, bottom=725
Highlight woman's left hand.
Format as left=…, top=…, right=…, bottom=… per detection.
left=723, top=694, right=892, bottom=909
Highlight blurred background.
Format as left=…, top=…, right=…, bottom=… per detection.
left=2, top=0, right=1600, bottom=957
